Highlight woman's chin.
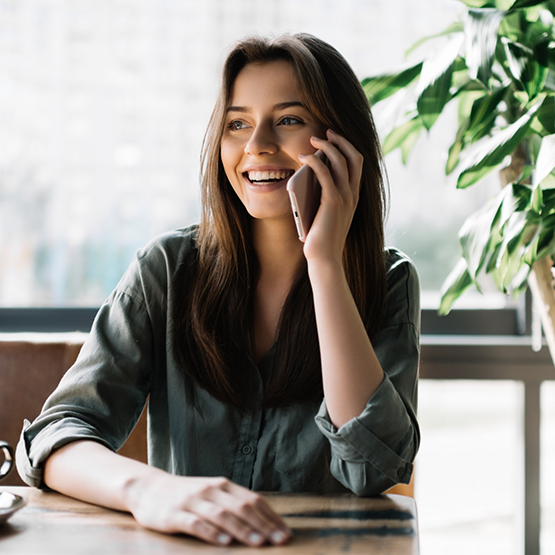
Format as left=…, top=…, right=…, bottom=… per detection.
left=248, top=210, right=297, bottom=227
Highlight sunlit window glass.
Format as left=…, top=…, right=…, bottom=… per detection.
left=0, top=0, right=495, bottom=308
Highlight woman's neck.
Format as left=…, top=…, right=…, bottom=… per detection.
left=250, top=218, right=305, bottom=364
left=251, top=218, right=305, bottom=282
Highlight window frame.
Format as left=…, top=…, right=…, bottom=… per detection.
left=0, top=297, right=532, bottom=336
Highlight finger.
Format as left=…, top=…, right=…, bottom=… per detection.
left=230, top=493, right=291, bottom=545
left=166, top=510, right=233, bottom=546
left=310, top=131, right=362, bottom=197
left=212, top=485, right=291, bottom=545
left=250, top=498, right=291, bottom=545
left=219, top=480, right=285, bottom=524
left=308, top=136, right=350, bottom=192
left=326, top=129, right=363, bottom=191
left=222, top=481, right=287, bottom=528
left=192, top=498, right=268, bottom=546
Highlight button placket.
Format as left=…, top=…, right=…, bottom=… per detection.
left=230, top=368, right=264, bottom=487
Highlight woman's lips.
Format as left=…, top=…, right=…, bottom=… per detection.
left=243, top=169, right=294, bottom=184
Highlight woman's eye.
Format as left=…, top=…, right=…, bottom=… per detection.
left=228, top=120, right=247, bottom=131
left=279, top=116, right=302, bottom=126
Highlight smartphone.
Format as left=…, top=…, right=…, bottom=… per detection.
left=287, top=150, right=325, bottom=242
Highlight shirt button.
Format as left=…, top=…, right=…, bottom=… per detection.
left=242, top=445, right=253, bottom=455
left=397, top=466, right=405, bottom=479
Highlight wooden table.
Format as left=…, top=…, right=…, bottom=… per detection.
left=0, top=486, right=418, bottom=554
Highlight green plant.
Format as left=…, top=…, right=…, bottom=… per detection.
left=363, top=0, right=555, bottom=315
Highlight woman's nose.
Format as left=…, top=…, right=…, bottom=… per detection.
left=244, top=124, right=278, bottom=156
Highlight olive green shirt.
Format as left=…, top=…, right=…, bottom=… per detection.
left=17, top=226, right=420, bottom=496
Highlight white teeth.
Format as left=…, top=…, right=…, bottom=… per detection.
left=247, top=170, right=292, bottom=182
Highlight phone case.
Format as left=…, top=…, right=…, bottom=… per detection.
left=287, top=151, right=325, bottom=241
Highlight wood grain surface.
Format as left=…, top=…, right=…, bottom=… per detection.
left=0, top=486, right=419, bottom=554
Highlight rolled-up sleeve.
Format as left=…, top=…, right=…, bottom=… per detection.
left=315, top=250, right=420, bottom=496
left=16, top=267, right=155, bottom=488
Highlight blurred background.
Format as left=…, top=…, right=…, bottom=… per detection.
left=0, top=1, right=554, bottom=553
left=0, top=0, right=500, bottom=307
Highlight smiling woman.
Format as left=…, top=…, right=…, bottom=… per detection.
left=16, top=34, right=420, bottom=548
left=221, top=61, right=326, bottom=223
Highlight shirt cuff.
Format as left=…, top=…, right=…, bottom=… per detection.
left=16, top=418, right=114, bottom=488
left=315, top=374, right=416, bottom=486
left=16, top=421, right=42, bottom=487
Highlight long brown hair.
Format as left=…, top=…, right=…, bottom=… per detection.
left=173, top=34, right=388, bottom=409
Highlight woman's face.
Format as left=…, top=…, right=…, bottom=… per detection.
left=221, top=60, right=327, bottom=223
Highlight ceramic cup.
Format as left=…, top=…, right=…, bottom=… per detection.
left=0, top=441, right=14, bottom=481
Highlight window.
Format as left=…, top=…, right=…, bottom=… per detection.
left=0, top=0, right=483, bottom=308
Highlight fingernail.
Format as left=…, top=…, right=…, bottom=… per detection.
left=312, top=136, right=322, bottom=141
left=271, top=531, right=286, bottom=543
left=328, top=129, right=337, bottom=135
left=217, top=533, right=231, bottom=544
left=249, top=533, right=263, bottom=544
left=298, top=153, right=306, bottom=158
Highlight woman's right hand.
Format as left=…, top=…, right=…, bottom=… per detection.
left=124, top=470, right=291, bottom=546
left=44, top=441, right=290, bottom=547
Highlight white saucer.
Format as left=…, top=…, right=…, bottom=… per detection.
left=0, top=492, right=27, bottom=526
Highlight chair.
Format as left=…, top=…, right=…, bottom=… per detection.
left=386, top=474, right=414, bottom=497
left=0, top=333, right=147, bottom=486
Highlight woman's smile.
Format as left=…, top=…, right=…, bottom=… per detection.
left=242, top=167, right=295, bottom=195
left=220, top=59, right=327, bottom=222
left=243, top=168, right=294, bottom=185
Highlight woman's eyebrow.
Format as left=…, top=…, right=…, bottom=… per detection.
left=226, top=105, right=249, bottom=113
left=226, top=101, right=306, bottom=113
left=274, top=101, right=306, bottom=111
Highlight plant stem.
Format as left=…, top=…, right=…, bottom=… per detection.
left=528, top=256, right=555, bottom=367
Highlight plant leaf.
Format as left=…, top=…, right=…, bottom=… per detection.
left=438, top=258, right=474, bottom=315
left=401, top=123, right=423, bottom=164
left=537, top=213, right=555, bottom=258
left=459, top=195, right=504, bottom=277
left=465, top=86, right=508, bottom=143
left=509, top=0, right=547, bottom=8
left=362, top=63, right=423, bottom=105
left=501, top=211, right=530, bottom=255
left=537, top=95, right=555, bottom=132
left=456, top=98, right=544, bottom=188
left=540, top=173, right=555, bottom=188
left=544, top=68, right=555, bottom=93
left=528, top=50, right=549, bottom=100
left=523, top=230, right=540, bottom=265
left=500, top=243, right=529, bottom=290
left=459, top=0, right=493, bottom=7
left=494, top=210, right=539, bottom=291
left=499, top=183, right=531, bottom=225
left=447, top=118, right=470, bottom=174
left=533, top=133, right=555, bottom=187
left=510, top=264, right=532, bottom=297
left=458, top=90, right=484, bottom=123
left=382, top=115, right=423, bottom=156
left=498, top=8, right=521, bottom=42
left=405, top=22, right=465, bottom=56
left=541, top=188, right=555, bottom=213
left=502, top=37, right=532, bottom=82
left=531, top=183, right=543, bottom=212
left=486, top=238, right=504, bottom=273
left=416, top=34, right=465, bottom=129
left=465, top=8, right=508, bottom=86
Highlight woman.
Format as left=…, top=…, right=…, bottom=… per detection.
left=17, top=33, right=420, bottom=547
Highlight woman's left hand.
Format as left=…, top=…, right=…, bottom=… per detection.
left=299, top=129, right=363, bottom=264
